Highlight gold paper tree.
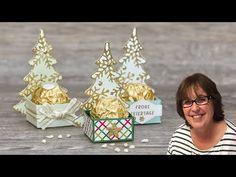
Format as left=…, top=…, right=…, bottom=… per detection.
left=14, top=29, right=62, bottom=114
left=117, top=27, right=150, bottom=85
left=81, top=42, right=124, bottom=110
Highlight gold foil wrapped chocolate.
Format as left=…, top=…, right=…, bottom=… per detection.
left=32, top=83, right=70, bottom=105
left=91, top=97, right=129, bottom=119
left=121, top=83, right=156, bottom=101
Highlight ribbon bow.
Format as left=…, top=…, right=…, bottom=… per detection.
left=38, top=98, right=83, bottom=130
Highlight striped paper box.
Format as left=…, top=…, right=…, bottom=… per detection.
left=24, top=98, right=83, bottom=129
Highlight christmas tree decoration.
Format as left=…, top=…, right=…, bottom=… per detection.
left=13, top=29, right=83, bottom=129
left=14, top=29, right=62, bottom=114
left=82, top=42, right=134, bottom=143
left=118, top=27, right=162, bottom=124
left=81, top=42, right=125, bottom=111
left=117, top=27, right=150, bottom=85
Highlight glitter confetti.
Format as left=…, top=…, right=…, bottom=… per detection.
left=124, top=143, right=128, bottom=147
left=141, top=139, right=149, bottom=143
left=129, top=145, right=135, bottom=149
left=114, top=147, right=121, bottom=152
left=101, top=144, right=108, bottom=148
left=46, top=135, right=54, bottom=139
left=124, top=148, right=129, bottom=152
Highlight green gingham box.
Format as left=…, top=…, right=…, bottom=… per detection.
left=83, top=110, right=134, bottom=143
left=128, top=98, right=162, bottom=125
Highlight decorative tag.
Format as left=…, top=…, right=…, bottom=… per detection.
left=128, top=100, right=162, bottom=124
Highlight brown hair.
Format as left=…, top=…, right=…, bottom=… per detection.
left=176, top=73, right=224, bottom=125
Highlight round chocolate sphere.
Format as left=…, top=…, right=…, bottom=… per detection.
left=32, top=82, right=70, bottom=105
left=91, top=97, right=129, bottom=119
left=121, top=83, right=156, bottom=101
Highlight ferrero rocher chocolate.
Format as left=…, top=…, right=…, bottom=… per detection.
left=32, top=82, right=70, bottom=105
left=121, top=83, right=156, bottom=102
left=91, top=97, right=129, bottom=119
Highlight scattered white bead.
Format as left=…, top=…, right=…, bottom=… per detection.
left=66, top=134, right=71, bottom=138
left=124, top=148, right=129, bottom=153
left=58, top=135, right=63, bottom=139
left=114, top=147, right=121, bottom=152
left=42, top=139, right=47, bottom=144
left=124, top=143, right=128, bottom=147
left=101, top=144, right=108, bottom=148
left=129, top=145, right=135, bottom=149
left=109, top=143, right=115, bottom=146
left=46, top=135, right=54, bottom=139
left=141, top=139, right=149, bottom=143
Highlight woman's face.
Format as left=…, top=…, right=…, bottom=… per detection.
left=183, top=86, right=214, bottom=130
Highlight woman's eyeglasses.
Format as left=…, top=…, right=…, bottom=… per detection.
left=182, top=96, right=212, bottom=108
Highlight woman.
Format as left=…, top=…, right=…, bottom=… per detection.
left=167, top=73, right=236, bottom=155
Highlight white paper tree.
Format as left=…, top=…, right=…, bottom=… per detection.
left=14, top=29, right=62, bottom=114
left=117, top=27, right=150, bottom=85
left=82, top=42, right=124, bottom=110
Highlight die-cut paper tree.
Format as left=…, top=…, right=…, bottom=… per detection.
left=14, top=29, right=62, bottom=114
left=117, top=27, right=150, bottom=85
left=81, top=42, right=125, bottom=110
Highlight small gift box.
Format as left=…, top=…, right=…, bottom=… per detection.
left=128, top=98, right=162, bottom=124
left=25, top=97, right=83, bottom=130
left=83, top=110, right=134, bottom=143
left=24, top=82, right=83, bottom=130
left=81, top=43, right=135, bottom=142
